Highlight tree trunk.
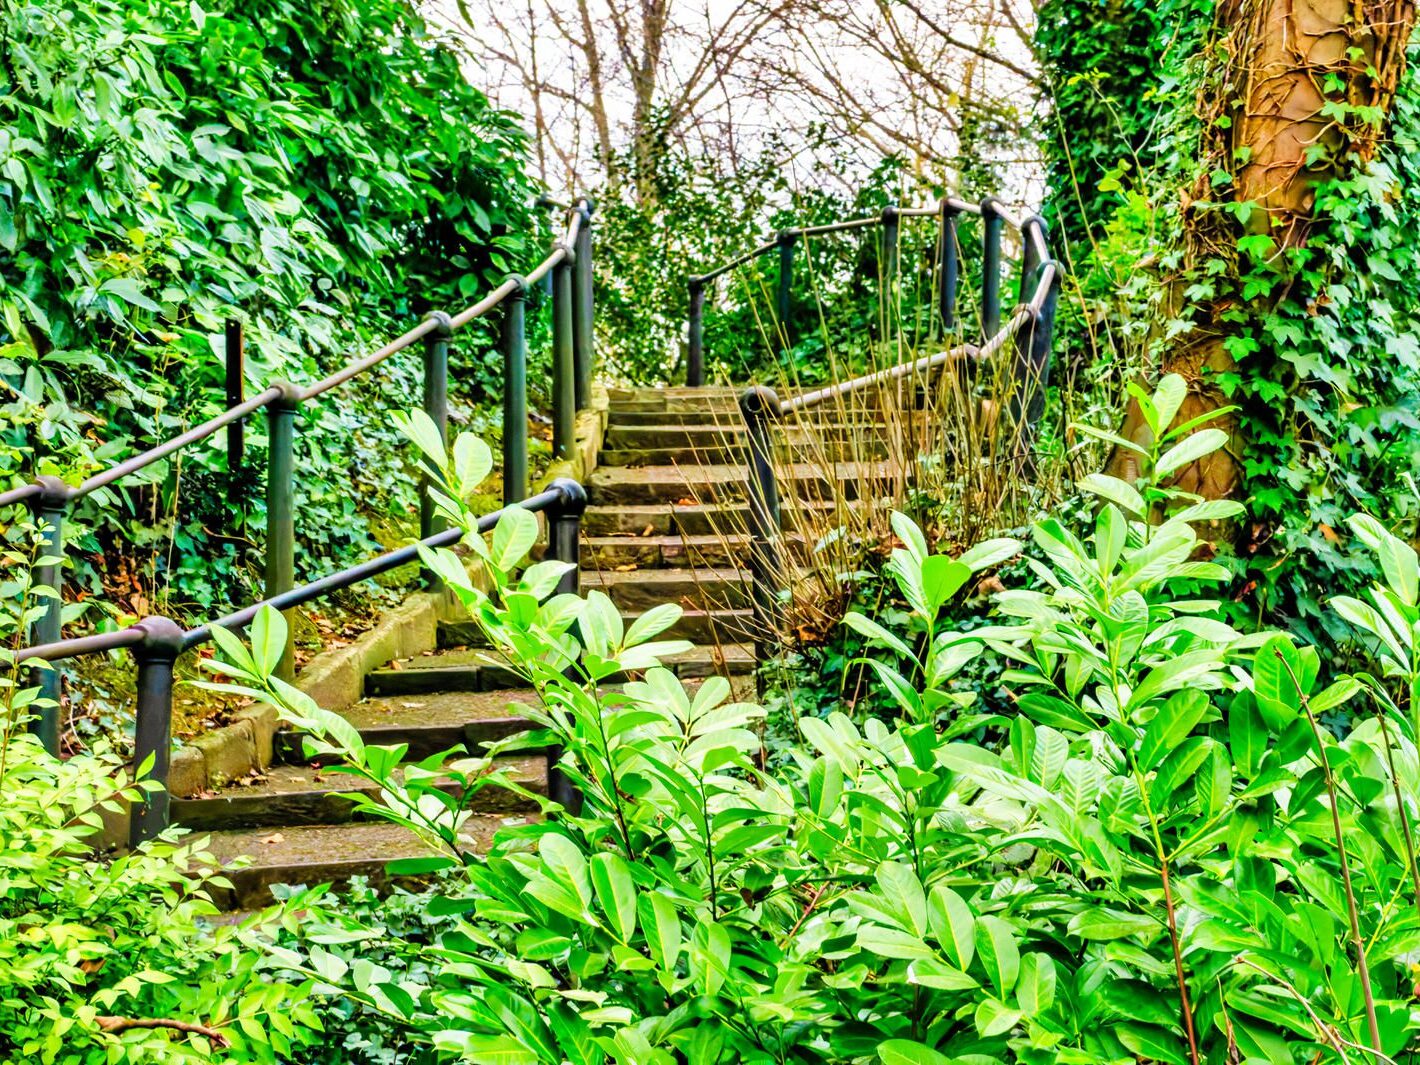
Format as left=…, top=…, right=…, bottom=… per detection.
left=1109, top=0, right=1415, bottom=499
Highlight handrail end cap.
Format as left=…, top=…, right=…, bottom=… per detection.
left=739, top=385, right=783, bottom=420
left=424, top=310, right=454, bottom=337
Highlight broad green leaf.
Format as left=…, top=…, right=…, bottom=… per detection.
left=590, top=853, right=637, bottom=941
left=1252, top=634, right=1304, bottom=729
left=1068, top=907, right=1156, bottom=941
left=1078, top=473, right=1145, bottom=517
left=624, top=603, right=682, bottom=647
left=957, top=537, right=1020, bottom=571
left=1017, top=953, right=1056, bottom=1015
left=891, top=511, right=929, bottom=563
left=1155, top=428, right=1228, bottom=478
left=875, top=861, right=927, bottom=937
left=451, top=433, right=493, bottom=496
left=974, top=916, right=1019, bottom=996
left=920, top=555, right=972, bottom=613
left=1152, top=373, right=1188, bottom=430
left=249, top=604, right=286, bottom=676
left=490, top=506, right=539, bottom=570
left=974, top=997, right=1022, bottom=1038
left=690, top=919, right=731, bottom=996
left=1137, top=689, right=1210, bottom=771
left=877, top=1039, right=956, bottom=1065
left=640, top=892, right=682, bottom=971
left=397, top=408, right=447, bottom=468
left=857, top=925, right=935, bottom=960
left=843, top=611, right=917, bottom=661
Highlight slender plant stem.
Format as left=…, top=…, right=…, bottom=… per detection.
left=1372, top=690, right=1420, bottom=921
left=1277, top=650, right=1383, bottom=1054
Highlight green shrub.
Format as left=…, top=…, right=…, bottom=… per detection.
left=207, top=398, right=1418, bottom=1062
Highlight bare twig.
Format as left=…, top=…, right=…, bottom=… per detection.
left=96, top=1016, right=230, bottom=1048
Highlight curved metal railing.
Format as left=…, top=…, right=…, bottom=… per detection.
left=687, top=195, right=1063, bottom=645
left=2, top=197, right=598, bottom=754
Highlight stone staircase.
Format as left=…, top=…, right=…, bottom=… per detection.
left=188, top=386, right=814, bottom=907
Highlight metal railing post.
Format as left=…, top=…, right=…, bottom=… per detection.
left=1010, top=263, right=1063, bottom=472
left=28, top=476, right=70, bottom=753
left=572, top=198, right=594, bottom=410
left=980, top=197, right=1004, bottom=340
left=553, top=253, right=577, bottom=459
left=264, top=383, right=300, bottom=681
left=937, top=201, right=961, bottom=334
left=225, top=319, right=245, bottom=492
left=687, top=279, right=706, bottom=386
left=880, top=206, right=900, bottom=291
left=739, top=386, right=784, bottom=662
left=420, top=312, right=453, bottom=549
left=502, top=278, right=529, bottom=505
left=130, top=616, right=183, bottom=847
left=545, top=477, right=586, bottom=813
left=1019, top=215, right=1047, bottom=305
left=776, top=231, right=797, bottom=351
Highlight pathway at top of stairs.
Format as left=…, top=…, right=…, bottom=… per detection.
left=188, top=385, right=858, bottom=907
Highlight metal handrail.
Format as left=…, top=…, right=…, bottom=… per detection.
left=729, top=195, right=1064, bottom=650
left=77, top=386, right=287, bottom=497
left=9, top=479, right=588, bottom=846
left=0, top=482, right=42, bottom=509
left=11, top=196, right=598, bottom=755
left=683, top=194, right=1047, bottom=388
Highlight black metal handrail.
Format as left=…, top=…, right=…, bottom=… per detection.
left=3, top=197, right=598, bottom=752
left=718, top=196, right=1063, bottom=648
left=9, top=478, right=588, bottom=845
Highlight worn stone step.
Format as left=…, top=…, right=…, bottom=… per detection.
left=588, top=461, right=894, bottom=506
left=581, top=532, right=808, bottom=569
left=439, top=606, right=754, bottom=647
left=173, top=756, right=546, bottom=832
left=606, top=406, right=884, bottom=428
left=598, top=437, right=892, bottom=466
left=603, top=423, right=888, bottom=450
left=202, top=815, right=530, bottom=909
left=582, top=499, right=836, bottom=537
left=366, top=643, right=756, bottom=696
left=275, top=690, right=541, bottom=763
left=581, top=566, right=750, bottom=609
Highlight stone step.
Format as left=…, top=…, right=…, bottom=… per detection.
left=581, top=566, right=750, bottom=609
left=365, top=642, right=756, bottom=696
left=202, top=815, right=530, bottom=909
left=439, top=606, right=754, bottom=647
left=582, top=499, right=836, bottom=537
left=581, top=532, right=809, bottom=570
left=598, top=438, right=892, bottom=467
left=275, top=690, right=542, bottom=763
left=587, top=461, right=894, bottom=506
left=603, top=423, right=890, bottom=450
left=606, top=406, right=885, bottom=428
left=172, top=756, right=546, bottom=832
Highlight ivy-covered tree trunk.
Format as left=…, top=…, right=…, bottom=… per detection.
left=1110, top=0, right=1415, bottom=501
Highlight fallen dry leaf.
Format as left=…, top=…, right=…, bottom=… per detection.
left=259, top=833, right=285, bottom=845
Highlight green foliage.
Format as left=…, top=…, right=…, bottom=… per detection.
left=202, top=403, right=1417, bottom=1062
left=0, top=552, right=319, bottom=1061
left=1039, top=8, right=1420, bottom=645
left=596, top=142, right=944, bottom=387
left=0, top=0, right=538, bottom=615
left=0, top=731, right=322, bottom=1063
